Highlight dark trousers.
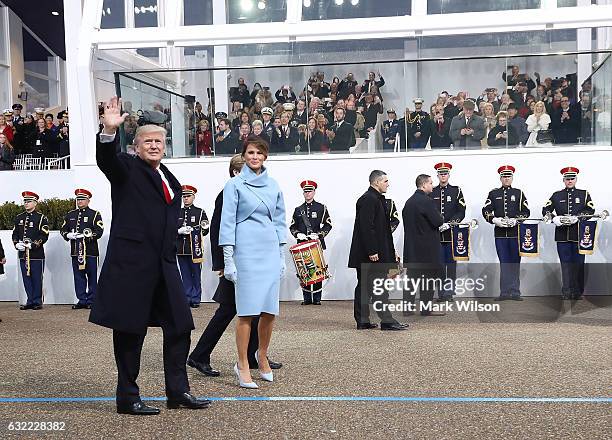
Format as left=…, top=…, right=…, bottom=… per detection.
left=302, top=281, right=323, bottom=304
left=71, top=256, right=98, bottom=305
left=189, top=302, right=259, bottom=367
left=177, top=255, right=202, bottom=305
left=495, top=238, right=521, bottom=297
left=557, top=242, right=585, bottom=297
left=113, top=279, right=190, bottom=405
left=353, top=267, right=395, bottom=325
left=439, top=242, right=457, bottom=299
left=19, top=259, right=44, bottom=306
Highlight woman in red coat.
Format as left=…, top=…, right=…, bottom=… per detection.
left=0, top=114, right=14, bottom=144
left=196, top=120, right=213, bottom=156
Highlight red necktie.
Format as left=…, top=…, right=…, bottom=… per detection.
left=161, top=179, right=172, bottom=204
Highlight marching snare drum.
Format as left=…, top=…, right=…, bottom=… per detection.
left=289, top=239, right=330, bottom=287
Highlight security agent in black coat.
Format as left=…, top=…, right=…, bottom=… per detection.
left=328, top=107, right=356, bottom=151
left=348, top=170, right=406, bottom=331
left=403, top=175, right=445, bottom=315
left=482, top=165, right=530, bottom=300
left=188, top=156, right=282, bottom=376
left=60, top=189, right=104, bottom=309
left=90, top=97, right=208, bottom=415
left=542, top=167, right=594, bottom=299
left=12, top=191, right=49, bottom=310
left=430, top=163, right=465, bottom=301
left=289, top=180, right=332, bottom=305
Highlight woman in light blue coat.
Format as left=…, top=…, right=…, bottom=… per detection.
left=220, top=136, right=287, bottom=388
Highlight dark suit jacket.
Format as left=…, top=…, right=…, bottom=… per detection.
left=402, top=189, right=444, bottom=268
left=429, top=117, right=452, bottom=148
left=0, top=238, right=4, bottom=275
left=90, top=135, right=194, bottom=335
left=552, top=106, right=580, bottom=144
left=215, top=131, right=240, bottom=155
left=348, top=187, right=396, bottom=268
left=271, top=126, right=299, bottom=154
left=487, top=123, right=519, bottom=147
left=330, top=121, right=355, bottom=151
left=210, top=190, right=236, bottom=305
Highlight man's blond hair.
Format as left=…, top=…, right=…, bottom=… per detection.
left=134, top=124, right=167, bottom=144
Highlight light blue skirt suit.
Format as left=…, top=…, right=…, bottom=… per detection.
left=219, top=165, right=287, bottom=316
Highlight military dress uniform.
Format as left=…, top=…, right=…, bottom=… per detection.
left=431, top=162, right=466, bottom=300
left=60, top=189, right=104, bottom=309
left=381, top=109, right=400, bottom=152
left=482, top=166, right=530, bottom=299
left=542, top=167, right=594, bottom=299
left=12, top=191, right=49, bottom=310
left=177, top=185, right=210, bottom=307
left=289, top=180, right=332, bottom=305
left=384, top=198, right=400, bottom=233
left=407, top=99, right=431, bottom=149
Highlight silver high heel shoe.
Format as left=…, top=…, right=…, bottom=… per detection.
left=255, top=350, right=274, bottom=382
left=234, top=363, right=258, bottom=389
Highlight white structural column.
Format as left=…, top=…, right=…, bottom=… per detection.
left=6, top=7, right=24, bottom=108
left=212, top=0, right=229, bottom=116
left=65, top=0, right=103, bottom=166
left=576, top=0, right=592, bottom=88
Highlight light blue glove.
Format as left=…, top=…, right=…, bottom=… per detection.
left=223, top=246, right=238, bottom=283
left=279, top=245, right=286, bottom=279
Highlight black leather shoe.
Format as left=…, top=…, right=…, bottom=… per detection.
left=117, top=401, right=160, bottom=415
left=300, top=301, right=312, bottom=305
left=19, top=304, right=32, bottom=310
left=269, top=359, right=283, bottom=369
left=187, top=358, right=220, bottom=377
left=167, top=392, right=211, bottom=409
left=190, top=303, right=200, bottom=308
left=381, top=323, right=408, bottom=331
left=32, top=305, right=43, bottom=310
left=313, top=301, right=321, bottom=305
left=72, top=304, right=87, bottom=310
left=511, top=296, right=524, bottom=301
left=85, top=304, right=92, bottom=309
left=356, top=323, right=378, bottom=330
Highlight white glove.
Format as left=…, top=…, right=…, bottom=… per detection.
left=439, top=223, right=451, bottom=232
left=66, top=232, right=78, bottom=240
left=296, top=233, right=307, bottom=240
left=280, top=245, right=286, bottom=278
left=24, top=242, right=32, bottom=249
left=493, top=217, right=507, bottom=227
left=506, top=218, right=517, bottom=228
left=552, top=216, right=563, bottom=227
left=15, top=242, right=26, bottom=251
left=568, top=215, right=579, bottom=225
left=560, top=215, right=573, bottom=226
left=308, top=233, right=319, bottom=240
left=223, top=246, right=238, bottom=283
left=75, top=233, right=85, bottom=239
left=178, top=226, right=191, bottom=235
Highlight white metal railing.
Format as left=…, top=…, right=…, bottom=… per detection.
left=11, top=155, right=70, bottom=171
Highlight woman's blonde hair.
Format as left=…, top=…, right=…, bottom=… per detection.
left=534, top=100, right=547, bottom=114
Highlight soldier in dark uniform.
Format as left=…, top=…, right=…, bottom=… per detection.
left=482, top=166, right=530, bottom=300
left=289, top=180, right=332, bottom=305
left=407, top=98, right=431, bottom=149
left=430, top=163, right=465, bottom=301
left=12, top=191, right=49, bottom=310
left=381, top=108, right=400, bottom=152
left=261, top=107, right=275, bottom=140
left=12, top=103, right=24, bottom=125
left=60, top=189, right=104, bottom=309
left=177, top=185, right=209, bottom=308
left=542, top=167, right=594, bottom=300
left=384, top=198, right=400, bottom=233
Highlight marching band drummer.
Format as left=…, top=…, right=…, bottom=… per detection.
left=12, top=191, right=49, bottom=310
left=482, top=166, right=530, bottom=301
left=542, top=167, right=594, bottom=300
left=289, top=180, right=332, bottom=305
left=60, top=189, right=104, bottom=309
left=177, top=185, right=209, bottom=308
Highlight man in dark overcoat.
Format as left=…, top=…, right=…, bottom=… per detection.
left=402, top=174, right=445, bottom=316
left=348, top=170, right=407, bottom=331
left=90, top=96, right=209, bottom=415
